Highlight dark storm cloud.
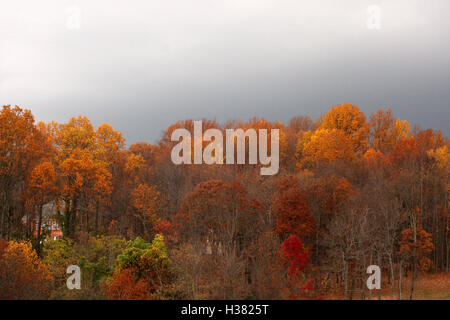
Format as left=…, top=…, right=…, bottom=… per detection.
left=1, top=0, right=448, bottom=144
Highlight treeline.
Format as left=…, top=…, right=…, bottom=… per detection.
left=0, top=102, right=448, bottom=299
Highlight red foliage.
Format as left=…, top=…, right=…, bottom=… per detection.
left=280, top=235, right=320, bottom=300
left=281, top=234, right=310, bottom=275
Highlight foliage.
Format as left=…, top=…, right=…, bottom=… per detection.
left=0, top=241, right=53, bottom=299
left=105, top=234, right=173, bottom=299
left=42, top=235, right=126, bottom=299
left=272, top=175, right=316, bottom=238
left=0, top=103, right=448, bottom=300
left=280, top=235, right=315, bottom=299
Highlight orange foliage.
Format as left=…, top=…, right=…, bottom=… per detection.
left=300, top=128, right=355, bottom=166
left=153, top=220, right=175, bottom=243
left=104, top=268, right=150, bottom=300
left=401, top=222, right=434, bottom=271
left=369, top=109, right=410, bottom=153
left=29, top=161, right=58, bottom=203
left=0, top=103, right=448, bottom=300
left=302, top=175, right=353, bottom=216
left=272, top=176, right=316, bottom=238
left=176, top=180, right=263, bottom=253
left=319, top=102, right=368, bottom=153
left=0, top=241, right=53, bottom=299
left=363, top=148, right=386, bottom=168
left=132, top=183, right=160, bottom=236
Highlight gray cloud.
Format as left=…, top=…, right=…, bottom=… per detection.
left=1, top=0, right=449, bottom=144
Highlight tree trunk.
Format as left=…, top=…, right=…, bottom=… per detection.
left=36, top=204, right=43, bottom=257
left=378, top=252, right=382, bottom=300
left=368, top=252, right=372, bottom=300
left=343, top=253, right=348, bottom=300
left=6, top=207, right=11, bottom=238
left=361, top=254, right=366, bottom=300
left=398, top=260, right=402, bottom=300
left=446, top=215, right=449, bottom=273
left=315, top=211, right=322, bottom=264
left=0, top=202, right=6, bottom=239
left=70, top=198, right=78, bottom=237
left=349, top=276, right=355, bottom=300
left=95, top=200, right=99, bottom=234
left=410, top=214, right=417, bottom=300
left=389, top=255, right=396, bottom=299
left=85, top=210, right=89, bottom=233
left=0, top=190, right=9, bottom=239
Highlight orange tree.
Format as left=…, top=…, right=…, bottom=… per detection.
left=272, top=175, right=316, bottom=240
left=0, top=240, right=53, bottom=299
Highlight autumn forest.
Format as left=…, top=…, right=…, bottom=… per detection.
left=0, top=102, right=448, bottom=300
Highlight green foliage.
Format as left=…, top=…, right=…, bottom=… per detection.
left=111, top=234, right=174, bottom=299
left=116, top=234, right=171, bottom=271
left=42, top=237, right=76, bottom=287
left=42, top=235, right=126, bottom=299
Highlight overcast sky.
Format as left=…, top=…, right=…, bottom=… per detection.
left=1, top=0, right=449, bottom=144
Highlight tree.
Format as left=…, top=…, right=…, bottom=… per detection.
left=94, top=123, right=126, bottom=233
left=299, top=174, right=353, bottom=264
left=176, top=180, right=262, bottom=256
left=1, top=103, right=448, bottom=300
left=55, top=116, right=114, bottom=237
left=298, top=129, right=355, bottom=168
left=28, top=161, right=58, bottom=256
left=0, top=105, right=41, bottom=238
left=280, top=235, right=315, bottom=299
left=104, top=268, right=150, bottom=300
left=400, top=210, right=434, bottom=299
left=401, top=221, right=434, bottom=271
left=319, top=102, right=369, bottom=154
left=42, top=238, right=76, bottom=289
left=131, top=184, right=160, bottom=240
left=42, top=235, right=127, bottom=299
left=175, top=180, right=264, bottom=299
left=0, top=241, right=53, bottom=299
left=281, top=234, right=310, bottom=275
left=272, top=176, right=316, bottom=239
left=369, top=109, right=410, bottom=154
left=58, top=148, right=112, bottom=237
left=105, top=235, right=173, bottom=299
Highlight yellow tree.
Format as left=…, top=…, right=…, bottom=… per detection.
left=96, top=123, right=125, bottom=163
left=94, top=123, right=126, bottom=232
left=58, top=148, right=112, bottom=237
left=298, top=128, right=355, bottom=168
left=319, top=102, right=369, bottom=154
left=56, top=116, right=112, bottom=237
left=56, top=116, right=96, bottom=159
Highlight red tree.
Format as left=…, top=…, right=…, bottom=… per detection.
left=273, top=176, right=316, bottom=239
left=280, top=235, right=316, bottom=299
